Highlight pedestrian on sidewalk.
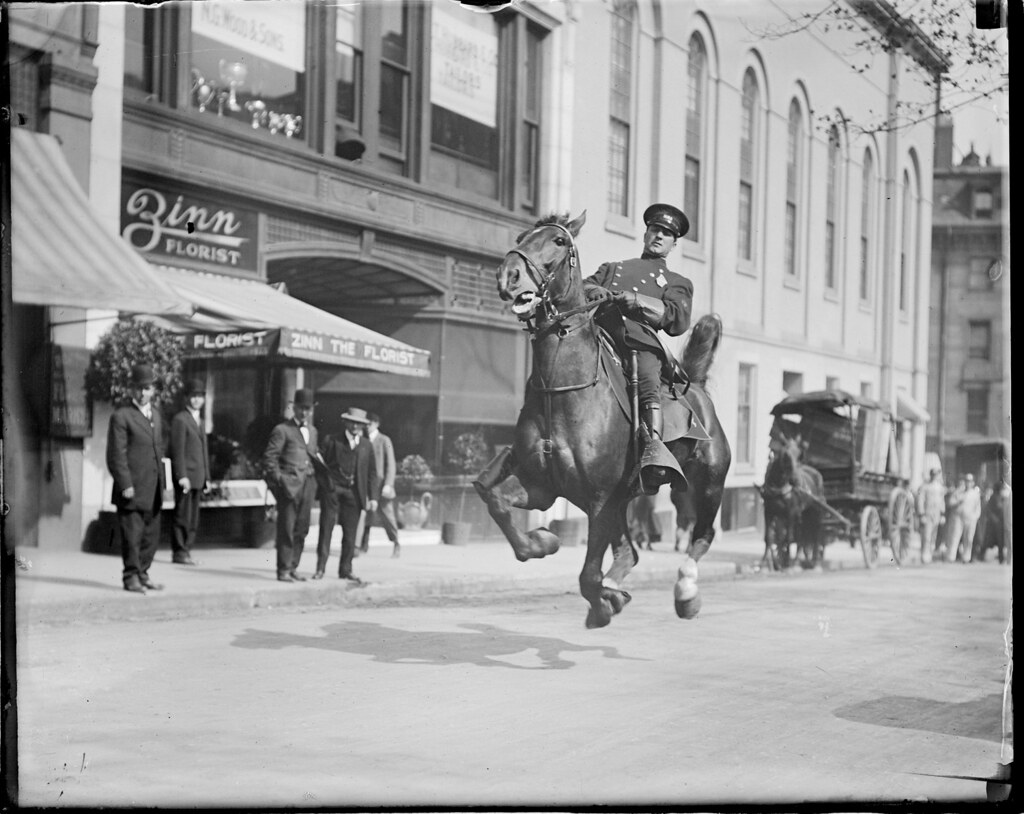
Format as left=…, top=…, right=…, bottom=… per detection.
left=942, top=477, right=966, bottom=562
left=916, top=468, right=945, bottom=564
left=360, top=412, right=401, bottom=558
left=263, top=388, right=319, bottom=582
left=959, top=473, right=982, bottom=562
left=169, top=378, right=210, bottom=566
left=106, top=363, right=165, bottom=594
left=316, top=407, right=379, bottom=584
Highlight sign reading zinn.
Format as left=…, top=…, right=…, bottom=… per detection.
left=182, top=328, right=432, bottom=377
left=121, top=179, right=258, bottom=271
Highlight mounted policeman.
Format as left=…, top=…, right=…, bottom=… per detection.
left=583, top=203, right=694, bottom=494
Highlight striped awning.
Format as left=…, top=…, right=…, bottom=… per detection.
left=10, top=129, right=192, bottom=315
left=151, top=266, right=431, bottom=378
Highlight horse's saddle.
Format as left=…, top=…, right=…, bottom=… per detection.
left=597, top=330, right=710, bottom=443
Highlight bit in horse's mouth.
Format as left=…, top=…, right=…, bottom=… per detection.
left=511, top=292, right=537, bottom=316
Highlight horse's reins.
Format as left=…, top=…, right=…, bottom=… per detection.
left=507, top=222, right=604, bottom=455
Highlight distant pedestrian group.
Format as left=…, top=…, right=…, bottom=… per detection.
left=916, top=468, right=1011, bottom=564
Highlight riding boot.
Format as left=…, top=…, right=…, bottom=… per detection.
left=639, top=404, right=686, bottom=495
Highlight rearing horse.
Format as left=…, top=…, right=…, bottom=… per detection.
left=474, top=211, right=731, bottom=628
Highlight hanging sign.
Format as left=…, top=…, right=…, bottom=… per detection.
left=191, top=1, right=307, bottom=72
left=430, top=1, right=498, bottom=127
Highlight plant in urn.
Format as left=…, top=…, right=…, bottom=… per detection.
left=395, top=455, right=433, bottom=530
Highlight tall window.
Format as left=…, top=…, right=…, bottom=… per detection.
left=738, top=70, right=759, bottom=262
left=607, top=0, right=634, bottom=217
left=737, top=364, right=755, bottom=464
left=966, top=387, right=990, bottom=435
left=334, top=3, right=363, bottom=152
left=824, top=125, right=841, bottom=291
left=859, top=150, right=874, bottom=302
left=973, top=188, right=993, bottom=218
left=520, top=27, right=543, bottom=211
left=379, top=3, right=411, bottom=171
left=784, top=99, right=804, bottom=278
left=684, top=35, right=706, bottom=242
left=826, top=375, right=840, bottom=391
left=783, top=370, right=803, bottom=395
left=968, top=320, right=992, bottom=360
left=899, top=170, right=913, bottom=313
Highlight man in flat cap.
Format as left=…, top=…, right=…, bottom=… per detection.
left=316, top=407, right=379, bottom=584
left=584, top=203, right=693, bottom=493
left=263, top=387, right=320, bottom=581
left=170, top=378, right=210, bottom=566
left=106, top=363, right=166, bottom=594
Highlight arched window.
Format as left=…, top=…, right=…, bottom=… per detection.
left=608, top=0, right=634, bottom=217
left=784, top=98, right=804, bottom=278
left=684, top=35, right=706, bottom=242
left=859, top=149, right=874, bottom=302
left=900, top=169, right=914, bottom=313
left=738, top=69, right=759, bottom=262
left=824, top=125, right=841, bottom=291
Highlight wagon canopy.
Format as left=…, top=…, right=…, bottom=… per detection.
left=770, top=389, right=888, bottom=417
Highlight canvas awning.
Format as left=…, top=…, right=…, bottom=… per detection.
left=10, top=129, right=192, bottom=315
left=896, top=390, right=931, bottom=424
left=152, top=266, right=431, bottom=377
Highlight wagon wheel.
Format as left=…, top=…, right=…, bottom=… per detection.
left=764, top=515, right=790, bottom=571
left=887, top=489, right=915, bottom=566
left=859, top=505, right=882, bottom=569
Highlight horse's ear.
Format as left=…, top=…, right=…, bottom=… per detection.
left=566, top=210, right=587, bottom=237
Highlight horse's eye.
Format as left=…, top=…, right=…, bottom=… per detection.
left=554, top=236, right=565, bottom=246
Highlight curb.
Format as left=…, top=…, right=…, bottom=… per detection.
left=18, top=561, right=745, bottom=626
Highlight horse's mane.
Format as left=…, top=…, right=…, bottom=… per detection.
left=534, top=213, right=571, bottom=228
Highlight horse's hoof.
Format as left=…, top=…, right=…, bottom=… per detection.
left=675, top=593, right=702, bottom=619
left=526, top=528, right=560, bottom=557
left=605, top=588, right=632, bottom=615
left=585, top=606, right=612, bottom=628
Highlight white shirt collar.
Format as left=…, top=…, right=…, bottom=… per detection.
left=346, top=431, right=361, bottom=448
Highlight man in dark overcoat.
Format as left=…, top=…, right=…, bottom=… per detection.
left=170, top=378, right=210, bottom=566
left=316, top=407, right=379, bottom=584
left=584, top=203, right=694, bottom=492
left=263, top=387, right=319, bottom=582
left=106, top=363, right=166, bottom=593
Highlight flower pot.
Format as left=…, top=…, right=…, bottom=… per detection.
left=397, top=492, right=432, bottom=530
left=441, top=520, right=472, bottom=546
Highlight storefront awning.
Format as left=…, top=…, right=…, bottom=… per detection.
left=896, top=390, right=931, bottom=424
left=152, top=266, right=431, bottom=377
left=10, top=129, right=192, bottom=315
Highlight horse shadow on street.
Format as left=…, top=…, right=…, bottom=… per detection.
left=232, top=620, right=649, bottom=670
left=833, top=693, right=1003, bottom=743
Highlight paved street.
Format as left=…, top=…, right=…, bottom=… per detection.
left=13, top=561, right=1010, bottom=808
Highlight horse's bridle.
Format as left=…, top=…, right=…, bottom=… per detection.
left=505, top=223, right=602, bottom=334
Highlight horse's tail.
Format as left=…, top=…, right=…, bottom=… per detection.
left=680, top=313, right=722, bottom=387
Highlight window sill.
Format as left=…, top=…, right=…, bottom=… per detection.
left=736, top=261, right=758, bottom=279
left=782, top=275, right=802, bottom=291
left=604, top=214, right=637, bottom=240
left=679, top=239, right=706, bottom=264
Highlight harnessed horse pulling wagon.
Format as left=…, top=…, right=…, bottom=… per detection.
left=760, top=390, right=915, bottom=570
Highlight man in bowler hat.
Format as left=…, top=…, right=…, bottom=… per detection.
left=170, top=378, right=210, bottom=566
left=263, top=387, right=320, bottom=581
left=316, top=407, right=379, bottom=584
left=106, top=363, right=166, bottom=593
left=584, top=203, right=694, bottom=493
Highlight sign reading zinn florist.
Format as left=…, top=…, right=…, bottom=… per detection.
left=120, top=177, right=258, bottom=272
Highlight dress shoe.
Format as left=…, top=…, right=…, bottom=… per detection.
left=139, top=575, right=164, bottom=591
left=312, top=571, right=324, bottom=580
left=173, top=556, right=200, bottom=566
left=290, top=572, right=307, bottom=582
left=123, top=577, right=147, bottom=594
left=341, top=574, right=366, bottom=587
left=392, top=544, right=401, bottom=559
left=277, top=573, right=295, bottom=583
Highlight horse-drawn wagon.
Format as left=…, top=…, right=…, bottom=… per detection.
left=760, top=389, right=915, bottom=570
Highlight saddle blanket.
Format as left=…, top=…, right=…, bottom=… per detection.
left=598, top=334, right=710, bottom=443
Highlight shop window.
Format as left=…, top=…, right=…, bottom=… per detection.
left=966, top=387, right=989, bottom=435
left=736, top=363, right=755, bottom=464
left=968, top=320, right=992, bottom=360
left=188, top=3, right=308, bottom=139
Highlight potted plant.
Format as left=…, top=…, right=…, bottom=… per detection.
left=442, top=430, right=490, bottom=545
left=85, top=318, right=183, bottom=411
left=395, top=454, right=434, bottom=530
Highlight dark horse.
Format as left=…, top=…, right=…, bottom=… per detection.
left=761, top=435, right=824, bottom=569
left=473, top=212, right=731, bottom=627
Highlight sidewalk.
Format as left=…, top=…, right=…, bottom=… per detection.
left=12, top=526, right=877, bottom=626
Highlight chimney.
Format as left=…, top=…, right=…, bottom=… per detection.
left=934, top=113, right=954, bottom=169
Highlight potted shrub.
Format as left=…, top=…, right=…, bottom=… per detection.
left=395, top=454, right=434, bottom=529
left=442, top=430, right=489, bottom=545
left=85, top=318, right=183, bottom=411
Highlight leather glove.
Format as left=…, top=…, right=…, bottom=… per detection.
left=584, top=284, right=612, bottom=303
